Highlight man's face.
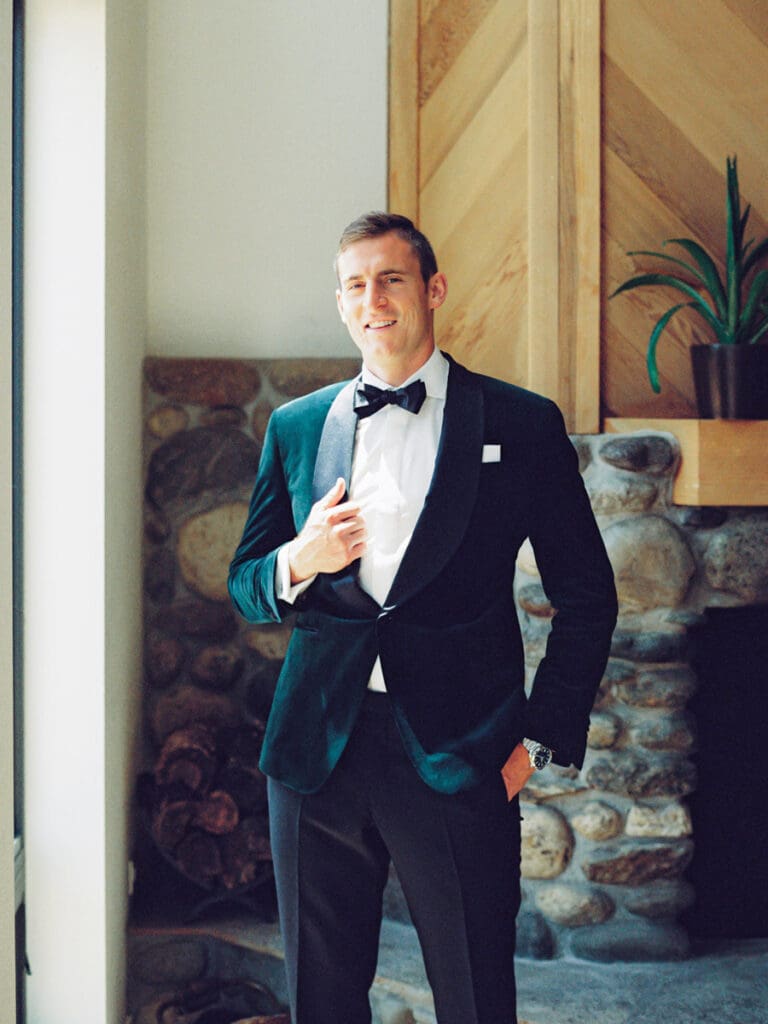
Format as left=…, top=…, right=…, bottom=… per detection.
left=335, top=232, right=447, bottom=385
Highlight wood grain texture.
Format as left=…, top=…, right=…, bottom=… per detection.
left=389, top=0, right=603, bottom=423
left=388, top=0, right=420, bottom=219
left=527, top=0, right=560, bottom=403
left=603, top=0, right=768, bottom=418
left=560, top=0, right=601, bottom=432
left=435, top=138, right=529, bottom=384
left=421, top=53, right=527, bottom=250
left=419, top=0, right=525, bottom=189
left=419, top=0, right=496, bottom=105
left=416, top=2, right=530, bottom=386
left=388, top=0, right=768, bottom=423
left=723, top=0, right=768, bottom=44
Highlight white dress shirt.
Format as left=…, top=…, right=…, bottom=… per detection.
left=276, top=347, right=449, bottom=691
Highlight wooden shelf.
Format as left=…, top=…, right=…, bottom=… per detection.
left=604, top=418, right=768, bottom=507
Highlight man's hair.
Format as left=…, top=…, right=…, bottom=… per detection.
left=335, top=212, right=438, bottom=286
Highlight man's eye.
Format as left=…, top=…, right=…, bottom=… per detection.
left=347, top=282, right=364, bottom=291
left=386, top=276, right=402, bottom=284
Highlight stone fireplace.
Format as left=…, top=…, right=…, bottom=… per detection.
left=512, top=430, right=768, bottom=961
left=130, top=357, right=768, bottom=1013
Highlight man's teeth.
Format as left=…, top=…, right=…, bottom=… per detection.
left=367, top=320, right=396, bottom=328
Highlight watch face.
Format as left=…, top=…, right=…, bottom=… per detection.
left=533, top=747, right=552, bottom=770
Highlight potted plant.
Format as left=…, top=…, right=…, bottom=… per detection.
left=611, top=156, right=768, bottom=418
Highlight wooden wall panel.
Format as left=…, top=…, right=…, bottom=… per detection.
left=419, top=0, right=530, bottom=386
left=528, top=0, right=560, bottom=401
left=390, top=0, right=768, bottom=426
left=389, top=0, right=603, bottom=430
left=603, top=0, right=768, bottom=417
left=388, top=0, right=419, bottom=220
left=388, top=1, right=531, bottom=387
left=559, top=0, right=602, bottom=431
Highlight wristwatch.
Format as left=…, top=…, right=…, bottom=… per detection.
left=522, top=737, right=553, bottom=771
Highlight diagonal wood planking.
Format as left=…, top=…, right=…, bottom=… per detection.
left=418, top=0, right=529, bottom=385
left=391, top=0, right=600, bottom=424
left=390, top=0, right=767, bottom=420
left=603, top=0, right=768, bottom=417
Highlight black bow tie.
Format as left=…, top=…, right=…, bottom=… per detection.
left=353, top=379, right=427, bottom=419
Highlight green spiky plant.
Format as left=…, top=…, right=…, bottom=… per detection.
left=610, top=156, right=768, bottom=393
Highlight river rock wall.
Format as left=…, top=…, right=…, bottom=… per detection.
left=140, top=357, right=768, bottom=961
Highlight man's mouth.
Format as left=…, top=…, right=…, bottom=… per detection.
left=365, top=320, right=396, bottom=331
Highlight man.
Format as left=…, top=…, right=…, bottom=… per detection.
left=229, top=213, right=617, bottom=1024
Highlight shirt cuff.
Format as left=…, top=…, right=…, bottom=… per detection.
left=275, top=544, right=316, bottom=604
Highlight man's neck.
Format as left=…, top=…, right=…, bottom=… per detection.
left=363, top=345, right=436, bottom=388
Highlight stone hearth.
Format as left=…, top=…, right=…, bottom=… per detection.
left=134, top=357, right=768, bottom=981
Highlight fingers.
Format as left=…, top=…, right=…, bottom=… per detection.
left=331, top=516, right=367, bottom=557
left=289, top=481, right=368, bottom=580
left=317, top=478, right=361, bottom=523
left=316, top=478, right=363, bottom=527
left=318, top=477, right=347, bottom=510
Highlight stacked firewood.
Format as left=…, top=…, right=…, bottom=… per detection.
left=144, top=719, right=273, bottom=894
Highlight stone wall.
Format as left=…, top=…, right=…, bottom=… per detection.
left=139, top=358, right=359, bottom=911
left=515, top=432, right=768, bottom=961
left=139, top=357, right=768, bottom=961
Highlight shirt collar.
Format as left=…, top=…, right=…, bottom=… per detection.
left=360, top=347, right=449, bottom=400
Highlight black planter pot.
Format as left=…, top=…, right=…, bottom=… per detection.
left=691, top=343, right=768, bottom=419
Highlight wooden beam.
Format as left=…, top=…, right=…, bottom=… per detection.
left=561, top=0, right=602, bottom=432
left=605, top=418, right=768, bottom=506
left=528, top=0, right=561, bottom=404
left=388, top=0, right=420, bottom=220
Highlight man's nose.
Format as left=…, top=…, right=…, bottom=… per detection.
left=365, top=282, right=387, bottom=308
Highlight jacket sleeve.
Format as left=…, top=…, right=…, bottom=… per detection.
left=228, top=412, right=297, bottom=624
left=522, top=400, right=618, bottom=768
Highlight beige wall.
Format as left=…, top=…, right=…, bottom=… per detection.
left=105, top=0, right=147, bottom=1016
left=145, top=0, right=389, bottom=359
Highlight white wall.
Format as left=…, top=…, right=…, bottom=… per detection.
left=0, top=0, right=17, bottom=1014
left=146, top=0, right=389, bottom=358
left=24, top=0, right=109, bottom=1016
left=23, top=1, right=146, bottom=1021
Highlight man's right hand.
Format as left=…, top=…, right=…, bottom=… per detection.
left=286, top=478, right=367, bottom=584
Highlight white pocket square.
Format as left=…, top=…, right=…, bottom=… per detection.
left=482, top=444, right=501, bottom=463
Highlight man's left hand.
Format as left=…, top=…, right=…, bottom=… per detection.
left=500, top=743, right=535, bottom=801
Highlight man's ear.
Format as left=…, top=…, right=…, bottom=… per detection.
left=428, top=272, right=448, bottom=311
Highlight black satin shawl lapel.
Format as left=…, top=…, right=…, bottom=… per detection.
left=311, top=377, right=381, bottom=617
left=311, top=378, right=359, bottom=502
left=384, top=359, right=483, bottom=609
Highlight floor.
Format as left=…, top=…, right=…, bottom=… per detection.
left=376, top=920, right=768, bottom=1024
left=128, top=914, right=768, bottom=1024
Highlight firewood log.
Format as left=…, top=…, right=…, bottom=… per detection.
left=175, top=831, right=222, bottom=884
left=194, top=789, right=239, bottom=835
left=155, top=724, right=217, bottom=794
left=153, top=800, right=196, bottom=852
left=220, top=817, right=272, bottom=890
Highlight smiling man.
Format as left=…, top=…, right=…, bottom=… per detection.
left=229, top=212, right=618, bottom=1024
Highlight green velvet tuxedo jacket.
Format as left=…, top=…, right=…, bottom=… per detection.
left=228, top=355, right=617, bottom=795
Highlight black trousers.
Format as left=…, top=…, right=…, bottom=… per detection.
left=267, top=692, right=521, bottom=1024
